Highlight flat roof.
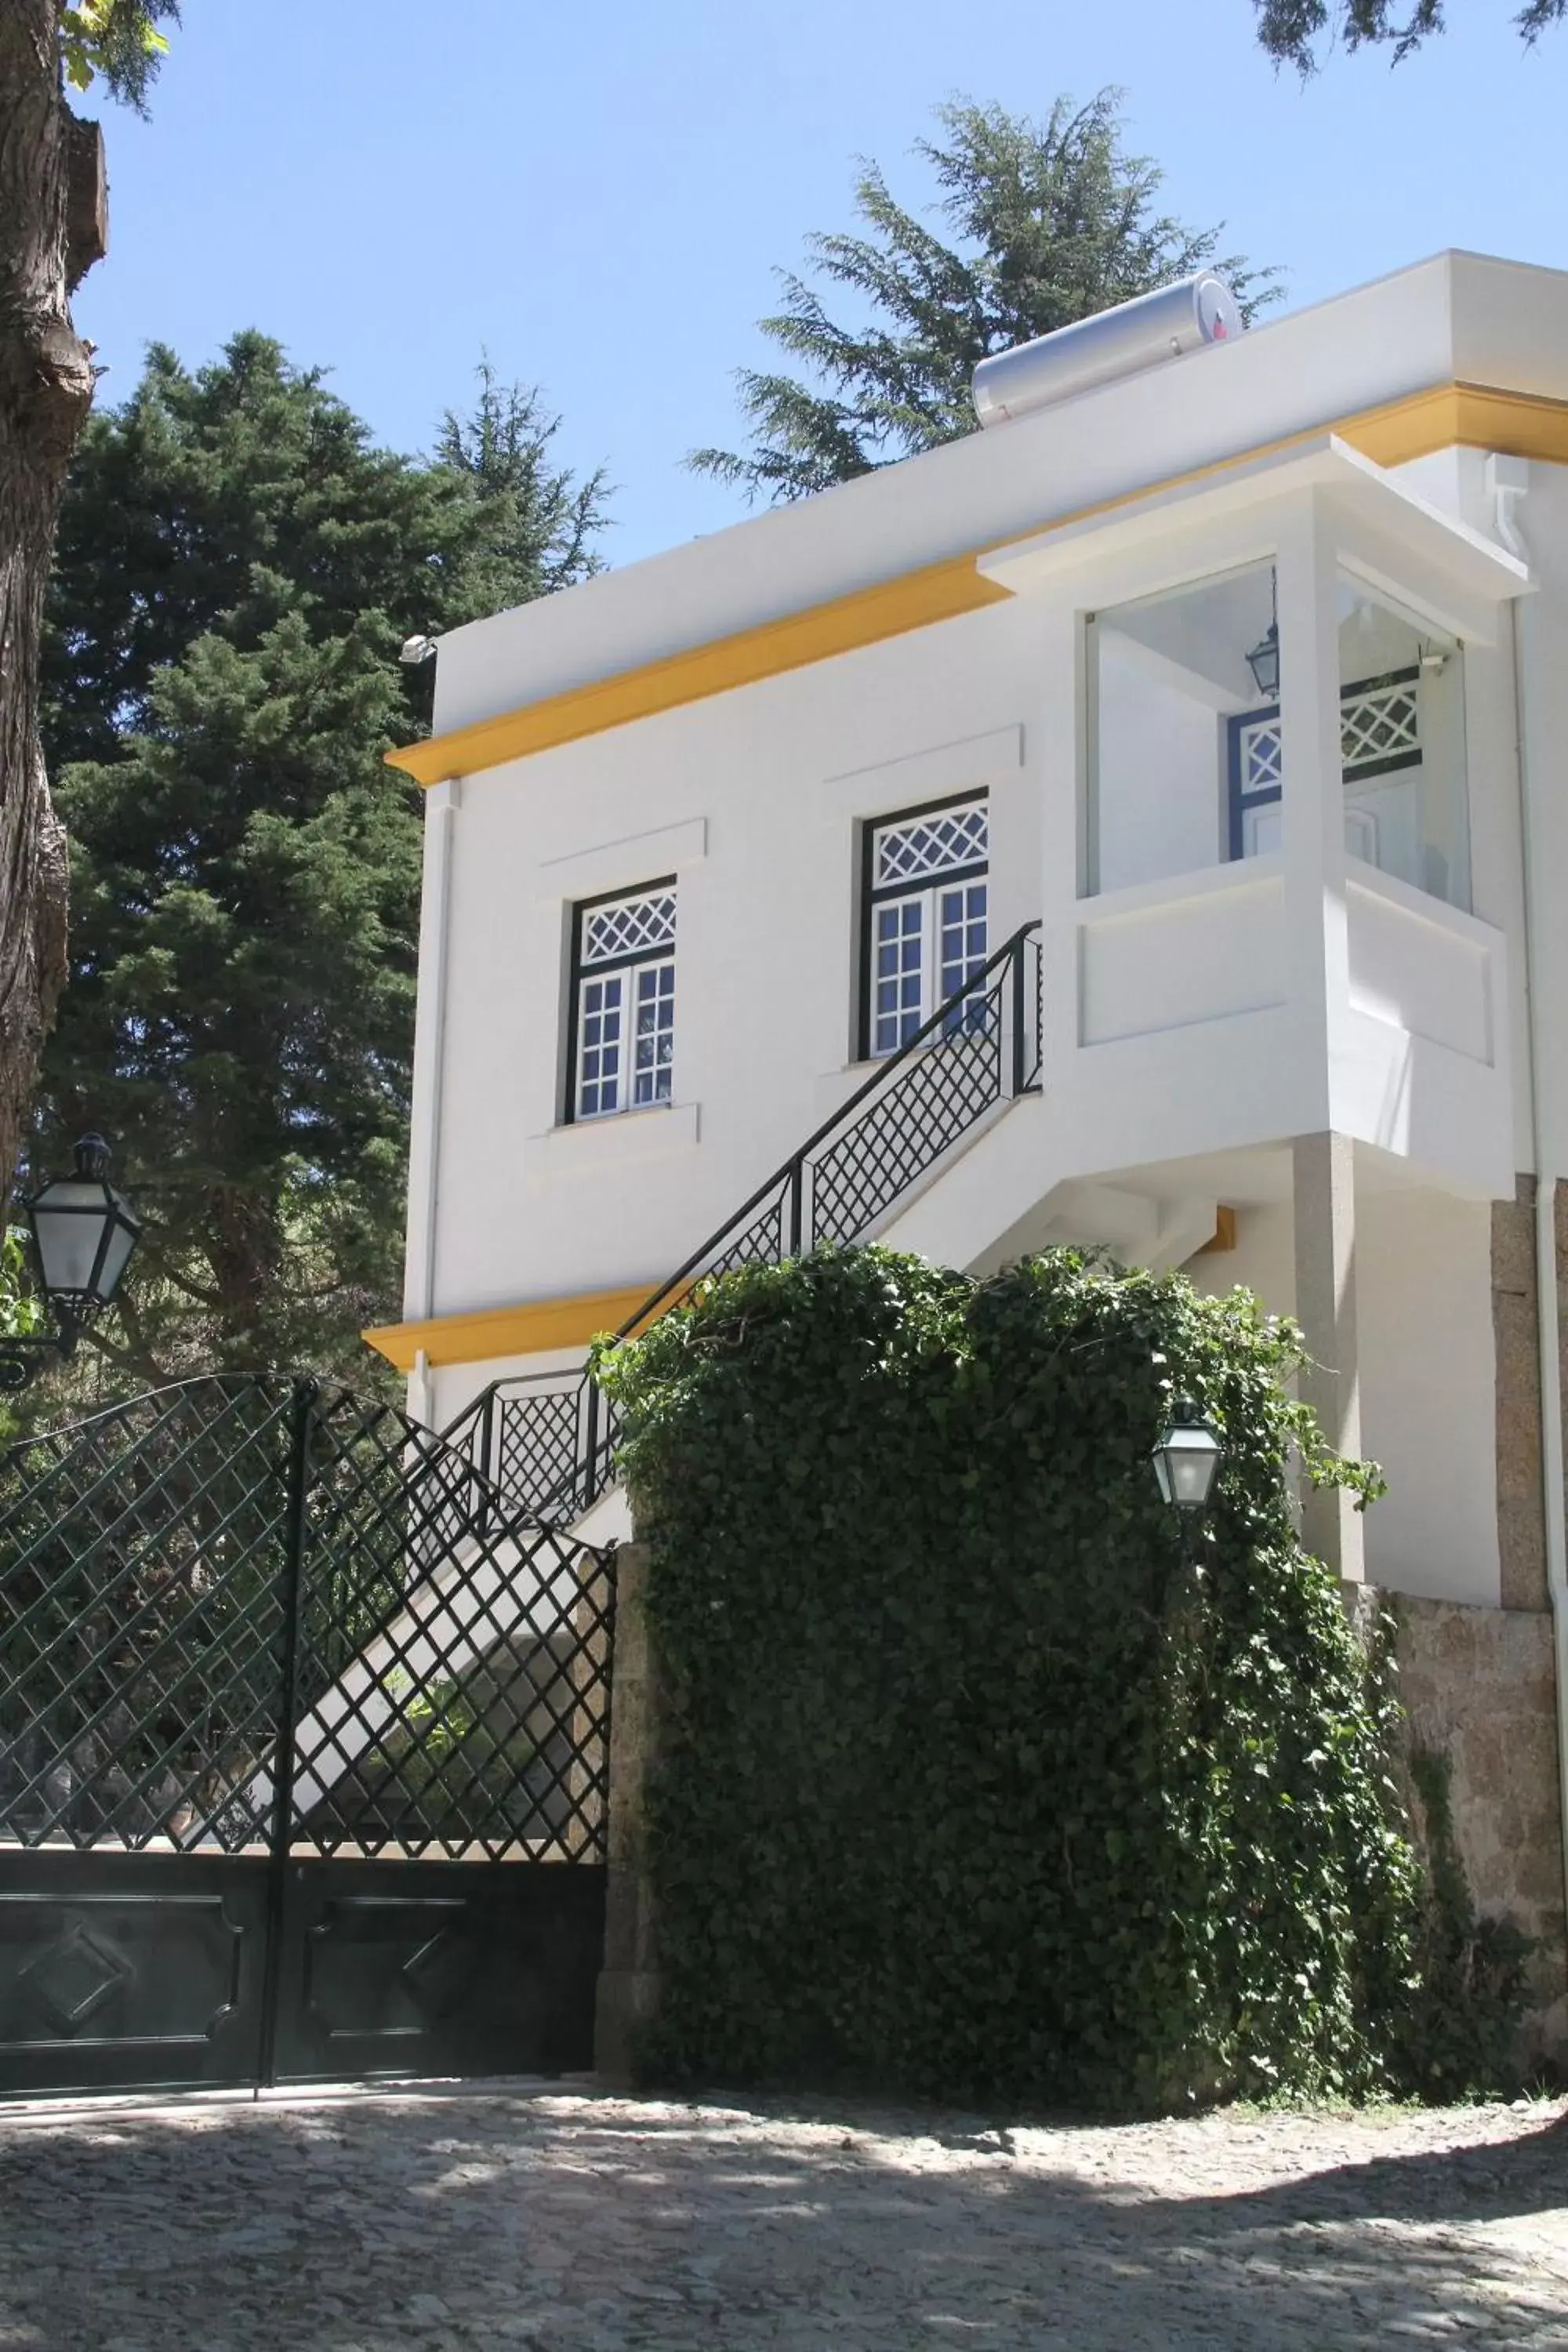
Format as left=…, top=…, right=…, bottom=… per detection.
left=394, top=251, right=1568, bottom=785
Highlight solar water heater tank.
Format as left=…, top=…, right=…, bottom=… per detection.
left=971, top=272, right=1243, bottom=429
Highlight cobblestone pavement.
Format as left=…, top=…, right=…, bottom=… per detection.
left=0, top=2084, right=1566, bottom=2350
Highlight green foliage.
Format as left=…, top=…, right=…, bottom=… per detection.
left=60, top=0, right=179, bottom=111
left=1254, top=0, right=1561, bottom=70
left=598, top=1245, right=1515, bottom=2109
left=0, top=1233, right=44, bottom=1445
left=692, top=95, right=1279, bottom=503
left=36, top=338, right=609, bottom=1392
left=375, top=1669, right=539, bottom=1815
left=0, top=1232, right=42, bottom=1345
left=1396, top=1746, right=1534, bottom=2097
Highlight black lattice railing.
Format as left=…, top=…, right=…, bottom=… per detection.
left=0, top=1377, right=615, bottom=1863
left=452, top=920, right=1043, bottom=1526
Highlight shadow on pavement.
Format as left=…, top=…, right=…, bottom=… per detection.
left=0, top=2084, right=1563, bottom=2350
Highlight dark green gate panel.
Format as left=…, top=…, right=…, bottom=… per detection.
left=0, top=1849, right=270, bottom=2097
left=267, top=1859, right=607, bottom=2082
left=0, top=1376, right=616, bottom=2101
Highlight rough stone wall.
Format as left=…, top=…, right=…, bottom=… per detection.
left=1490, top=1177, right=1551, bottom=1611
left=1391, top=1590, right=1567, bottom=2070
left=594, top=1543, right=662, bottom=2079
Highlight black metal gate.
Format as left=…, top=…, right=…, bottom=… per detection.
left=0, top=1376, right=615, bottom=2099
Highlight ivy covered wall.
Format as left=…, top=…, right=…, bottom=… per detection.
left=598, top=1246, right=1484, bottom=2111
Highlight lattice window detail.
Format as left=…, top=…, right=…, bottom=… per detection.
left=873, top=802, right=987, bottom=889
left=581, top=888, right=677, bottom=967
left=1341, top=678, right=1420, bottom=774
left=1239, top=717, right=1282, bottom=795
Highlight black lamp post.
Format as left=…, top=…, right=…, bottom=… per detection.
left=0, top=1135, right=143, bottom=1392
left=1152, top=1395, right=1225, bottom=1518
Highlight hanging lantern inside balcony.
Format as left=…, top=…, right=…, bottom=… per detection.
left=1246, top=568, right=1281, bottom=700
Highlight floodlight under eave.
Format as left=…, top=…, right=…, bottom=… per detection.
left=23, top=1133, right=143, bottom=1331
left=1152, top=1398, right=1224, bottom=1515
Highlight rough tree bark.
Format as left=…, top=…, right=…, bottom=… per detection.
left=0, top=4, right=107, bottom=1209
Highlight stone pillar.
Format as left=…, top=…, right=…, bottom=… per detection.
left=1492, top=1175, right=1551, bottom=1613
left=593, top=1542, right=662, bottom=2081
left=1293, top=1129, right=1364, bottom=1582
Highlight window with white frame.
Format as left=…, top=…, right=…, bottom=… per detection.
left=862, top=796, right=989, bottom=1058
left=570, top=881, right=677, bottom=1120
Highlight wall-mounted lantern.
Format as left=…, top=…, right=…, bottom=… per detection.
left=0, top=1136, right=143, bottom=1392
left=1151, top=1395, right=1225, bottom=1516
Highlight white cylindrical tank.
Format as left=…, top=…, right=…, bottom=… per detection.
left=971, top=273, right=1243, bottom=429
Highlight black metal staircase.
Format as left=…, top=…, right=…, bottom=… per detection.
left=443, top=921, right=1044, bottom=1525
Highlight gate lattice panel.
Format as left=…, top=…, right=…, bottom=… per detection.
left=0, top=1376, right=615, bottom=2098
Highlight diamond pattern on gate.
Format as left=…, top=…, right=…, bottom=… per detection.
left=0, top=1377, right=298, bottom=1853
left=1341, top=679, right=1420, bottom=773
left=289, top=1388, right=615, bottom=1862
left=581, top=889, right=677, bottom=967
left=810, top=978, right=1005, bottom=1245
left=0, top=1377, right=615, bottom=1865
left=873, top=803, right=988, bottom=889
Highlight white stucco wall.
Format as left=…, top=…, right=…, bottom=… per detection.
left=1191, top=1186, right=1500, bottom=1606
left=424, top=599, right=1046, bottom=1316
left=394, top=249, right=1568, bottom=1627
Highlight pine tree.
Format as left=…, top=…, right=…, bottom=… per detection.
left=34, top=338, right=609, bottom=1388
left=693, top=94, right=1279, bottom=503
left=1255, top=0, right=1561, bottom=69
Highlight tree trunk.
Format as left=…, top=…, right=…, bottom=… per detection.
left=0, top=4, right=103, bottom=1208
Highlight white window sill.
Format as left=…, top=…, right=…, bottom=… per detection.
left=530, top=1100, right=701, bottom=1162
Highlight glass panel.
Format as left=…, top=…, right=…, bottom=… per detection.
left=873, top=898, right=924, bottom=1056
left=95, top=1217, right=138, bottom=1303
left=938, top=881, right=989, bottom=1036
left=1087, top=564, right=1272, bottom=897
left=30, top=1185, right=110, bottom=1295
left=631, top=960, right=676, bottom=1107
left=577, top=973, right=623, bottom=1118
left=1337, top=575, right=1468, bottom=910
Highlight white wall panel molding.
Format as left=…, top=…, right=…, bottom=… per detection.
left=528, top=1099, right=701, bottom=1163
left=820, top=724, right=1023, bottom=820
left=533, top=815, right=708, bottom=904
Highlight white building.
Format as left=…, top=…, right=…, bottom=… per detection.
left=368, top=252, right=1568, bottom=2027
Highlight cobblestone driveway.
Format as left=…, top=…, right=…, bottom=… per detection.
left=0, top=2085, right=1565, bottom=2350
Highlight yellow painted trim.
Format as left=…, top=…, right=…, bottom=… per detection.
left=388, top=554, right=1012, bottom=786
left=1196, top=1206, right=1239, bottom=1256
left=388, top=380, right=1568, bottom=789
left=363, top=1281, right=679, bottom=1372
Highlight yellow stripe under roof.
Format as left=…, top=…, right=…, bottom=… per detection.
left=386, top=381, right=1568, bottom=790
left=363, top=1283, right=678, bottom=1370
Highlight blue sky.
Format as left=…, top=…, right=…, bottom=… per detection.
left=78, top=0, right=1565, bottom=569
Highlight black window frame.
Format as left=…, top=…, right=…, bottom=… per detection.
left=564, top=875, right=678, bottom=1126
left=857, top=789, right=990, bottom=1062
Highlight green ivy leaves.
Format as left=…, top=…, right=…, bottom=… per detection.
left=596, top=1247, right=1512, bottom=2110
